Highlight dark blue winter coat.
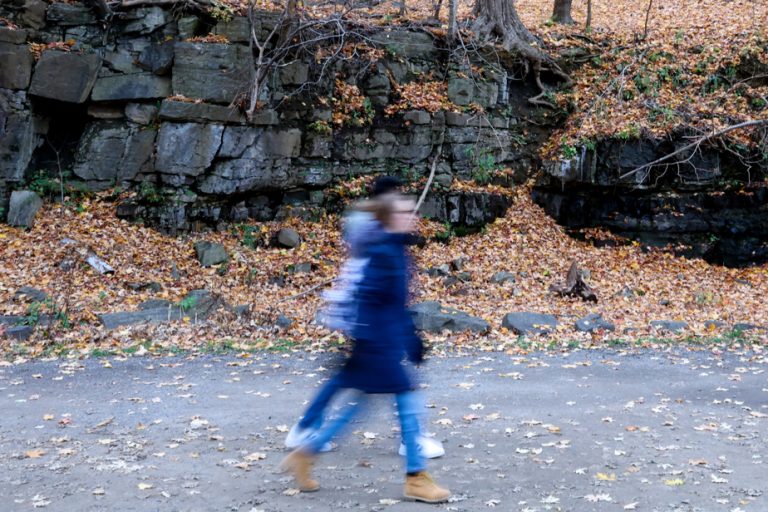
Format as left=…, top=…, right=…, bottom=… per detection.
left=336, top=224, right=423, bottom=394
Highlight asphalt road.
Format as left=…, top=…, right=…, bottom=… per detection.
left=1, top=348, right=766, bottom=511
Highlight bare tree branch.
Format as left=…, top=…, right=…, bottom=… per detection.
left=619, top=120, right=768, bottom=181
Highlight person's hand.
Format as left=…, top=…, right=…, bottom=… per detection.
left=409, top=335, right=426, bottom=365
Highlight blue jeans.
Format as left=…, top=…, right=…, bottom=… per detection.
left=297, top=374, right=343, bottom=430
left=303, top=389, right=426, bottom=474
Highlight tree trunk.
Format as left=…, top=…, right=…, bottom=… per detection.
left=551, top=0, right=574, bottom=24
left=585, top=0, right=592, bottom=30
left=472, top=0, right=572, bottom=106
left=433, top=0, right=443, bottom=20
left=447, top=0, right=457, bottom=42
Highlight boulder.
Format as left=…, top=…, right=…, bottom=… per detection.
left=733, top=323, right=765, bottom=333
left=426, top=264, right=451, bottom=277
left=490, top=271, right=516, bottom=284
left=275, top=314, right=293, bottom=329
left=575, top=313, right=615, bottom=332
left=650, top=320, right=688, bottom=333
left=172, top=43, right=250, bottom=104
left=4, top=325, right=33, bottom=341
left=126, top=281, right=162, bottom=293
left=13, top=286, right=48, bottom=303
left=410, top=301, right=490, bottom=333
left=0, top=315, right=24, bottom=326
left=275, top=228, right=301, bottom=248
left=7, top=190, right=43, bottom=228
left=98, top=308, right=180, bottom=329
left=29, top=51, right=101, bottom=103
left=99, top=290, right=225, bottom=329
left=194, top=241, right=229, bottom=266
left=0, top=37, right=34, bottom=89
left=703, top=320, right=727, bottom=330
left=155, top=122, right=224, bottom=183
left=72, top=122, right=156, bottom=188
left=502, top=312, right=557, bottom=335
left=138, top=299, right=172, bottom=310
left=91, top=72, right=172, bottom=101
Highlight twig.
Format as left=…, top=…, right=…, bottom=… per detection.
left=412, top=139, right=444, bottom=219
left=276, top=277, right=336, bottom=303
left=642, top=0, right=654, bottom=40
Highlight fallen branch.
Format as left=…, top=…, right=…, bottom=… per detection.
left=619, top=119, right=768, bottom=181
left=412, top=139, right=444, bottom=219
left=549, top=260, right=597, bottom=302
left=61, top=238, right=115, bottom=275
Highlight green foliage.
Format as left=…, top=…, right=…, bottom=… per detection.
left=308, top=120, right=332, bottom=135
left=466, top=147, right=501, bottom=184
left=385, top=44, right=399, bottom=58
left=27, top=169, right=85, bottom=201
left=617, top=124, right=641, bottom=140
left=435, top=222, right=455, bottom=242
left=751, top=97, right=766, bottom=110
left=178, top=296, right=197, bottom=311
left=208, top=0, right=234, bottom=22
left=20, top=299, right=70, bottom=329
left=561, top=143, right=578, bottom=159
left=138, top=181, right=163, bottom=204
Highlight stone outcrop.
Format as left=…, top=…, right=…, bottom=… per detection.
left=535, top=137, right=768, bottom=266
left=0, top=5, right=544, bottom=233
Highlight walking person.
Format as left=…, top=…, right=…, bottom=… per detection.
left=281, top=193, right=451, bottom=503
left=285, top=176, right=444, bottom=459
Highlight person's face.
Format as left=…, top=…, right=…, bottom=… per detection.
left=390, top=198, right=417, bottom=233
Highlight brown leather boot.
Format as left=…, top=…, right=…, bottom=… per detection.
left=403, top=471, right=450, bottom=503
left=280, top=449, right=320, bottom=492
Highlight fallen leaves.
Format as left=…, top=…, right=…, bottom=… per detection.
left=24, top=449, right=46, bottom=458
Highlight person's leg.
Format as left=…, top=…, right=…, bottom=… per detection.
left=298, top=373, right=343, bottom=430
left=398, top=391, right=450, bottom=503
left=286, top=373, right=343, bottom=450
left=395, top=391, right=426, bottom=473
left=397, top=390, right=445, bottom=459
left=283, top=390, right=367, bottom=492
left=303, top=390, right=367, bottom=453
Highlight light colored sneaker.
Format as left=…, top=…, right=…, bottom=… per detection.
left=285, top=423, right=333, bottom=452
left=403, top=471, right=450, bottom=503
left=399, top=435, right=445, bottom=459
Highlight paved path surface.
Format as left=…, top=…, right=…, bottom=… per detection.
left=1, top=349, right=766, bottom=511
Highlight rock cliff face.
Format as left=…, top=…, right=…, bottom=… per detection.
left=1, top=3, right=766, bottom=265
left=534, top=138, right=768, bottom=266
left=0, top=3, right=539, bottom=232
